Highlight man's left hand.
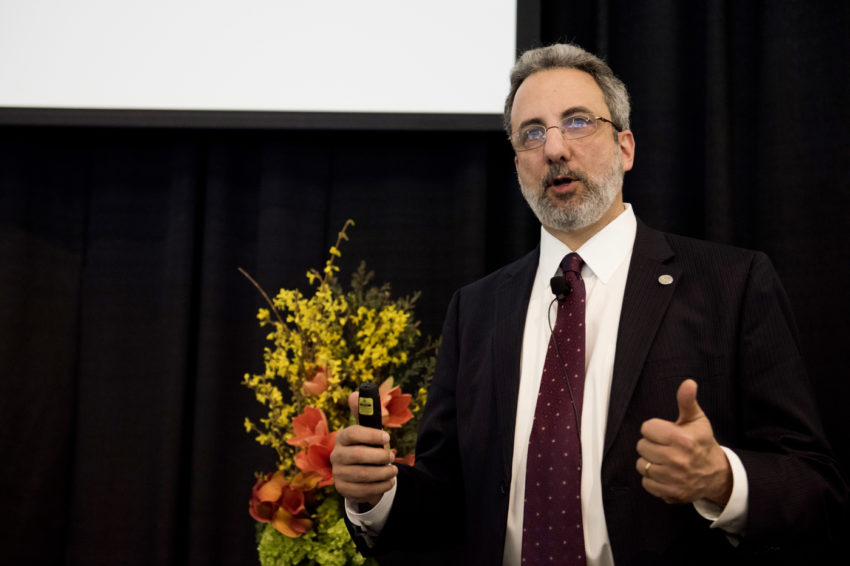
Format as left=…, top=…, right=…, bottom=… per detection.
left=636, top=379, right=732, bottom=506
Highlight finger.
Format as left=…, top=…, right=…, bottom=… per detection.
left=335, top=425, right=390, bottom=448
left=635, top=437, right=672, bottom=464
left=639, top=473, right=665, bottom=497
left=333, top=462, right=398, bottom=497
left=676, top=379, right=704, bottom=425
left=335, top=480, right=395, bottom=504
left=334, top=473, right=397, bottom=503
left=348, top=391, right=359, bottom=417
left=641, top=482, right=677, bottom=503
left=635, top=455, right=668, bottom=480
left=637, top=454, right=680, bottom=485
left=331, top=442, right=394, bottom=467
left=641, top=474, right=693, bottom=505
left=639, top=418, right=677, bottom=445
left=639, top=465, right=680, bottom=502
left=334, top=462, right=398, bottom=485
left=636, top=457, right=651, bottom=478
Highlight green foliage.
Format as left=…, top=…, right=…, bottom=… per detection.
left=256, top=505, right=379, bottom=566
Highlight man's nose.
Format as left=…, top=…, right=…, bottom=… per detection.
left=542, top=126, right=572, bottom=163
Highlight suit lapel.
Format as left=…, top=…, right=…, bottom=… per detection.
left=603, top=222, right=680, bottom=459
left=492, top=248, right=538, bottom=481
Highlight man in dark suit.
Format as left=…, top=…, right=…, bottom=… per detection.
left=330, top=44, right=846, bottom=565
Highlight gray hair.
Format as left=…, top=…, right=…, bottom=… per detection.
left=504, top=43, right=631, bottom=136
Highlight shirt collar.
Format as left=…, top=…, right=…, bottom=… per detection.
left=538, top=203, right=637, bottom=284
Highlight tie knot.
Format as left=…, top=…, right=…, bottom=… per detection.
left=560, top=252, right=584, bottom=277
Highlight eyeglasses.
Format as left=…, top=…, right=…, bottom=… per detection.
left=509, top=113, right=621, bottom=151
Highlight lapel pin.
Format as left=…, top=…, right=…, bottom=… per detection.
left=658, top=274, right=674, bottom=285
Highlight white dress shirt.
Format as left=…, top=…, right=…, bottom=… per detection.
left=502, top=204, right=636, bottom=565
left=348, top=204, right=748, bottom=563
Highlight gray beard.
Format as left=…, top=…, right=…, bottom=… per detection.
left=519, top=152, right=624, bottom=232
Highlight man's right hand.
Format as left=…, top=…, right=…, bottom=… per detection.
left=330, top=395, right=398, bottom=507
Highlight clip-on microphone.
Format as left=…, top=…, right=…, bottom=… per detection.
left=550, top=275, right=572, bottom=302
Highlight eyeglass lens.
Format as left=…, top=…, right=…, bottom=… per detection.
left=517, top=114, right=598, bottom=150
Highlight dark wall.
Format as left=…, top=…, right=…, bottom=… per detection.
left=2, top=2, right=848, bottom=563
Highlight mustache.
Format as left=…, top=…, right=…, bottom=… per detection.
left=542, top=164, right=588, bottom=188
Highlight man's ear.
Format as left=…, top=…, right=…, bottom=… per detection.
left=618, top=130, right=635, bottom=172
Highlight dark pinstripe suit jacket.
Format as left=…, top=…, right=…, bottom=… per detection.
left=353, top=220, right=846, bottom=565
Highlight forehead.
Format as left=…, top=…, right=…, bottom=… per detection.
left=510, top=68, right=608, bottom=128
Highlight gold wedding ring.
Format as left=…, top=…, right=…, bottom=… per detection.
left=644, top=461, right=652, bottom=479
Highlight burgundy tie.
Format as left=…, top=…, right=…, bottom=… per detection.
left=521, top=253, right=587, bottom=565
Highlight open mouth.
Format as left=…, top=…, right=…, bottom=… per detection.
left=546, top=175, right=578, bottom=194
left=550, top=176, right=574, bottom=188
left=543, top=167, right=582, bottom=193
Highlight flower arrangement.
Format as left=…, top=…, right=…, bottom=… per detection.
left=242, top=220, right=437, bottom=566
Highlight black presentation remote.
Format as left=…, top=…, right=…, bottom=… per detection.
left=357, top=382, right=383, bottom=430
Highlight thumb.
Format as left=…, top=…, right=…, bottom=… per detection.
left=348, top=391, right=359, bottom=418
left=675, top=379, right=704, bottom=425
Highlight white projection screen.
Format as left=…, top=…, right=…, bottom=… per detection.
left=0, top=0, right=518, bottom=129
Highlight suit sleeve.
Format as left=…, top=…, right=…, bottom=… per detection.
left=353, top=290, right=467, bottom=556
left=732, top=252, right=847, bottom=546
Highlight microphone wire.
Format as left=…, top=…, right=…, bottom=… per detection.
left=547, top=295, right=583, bottom=466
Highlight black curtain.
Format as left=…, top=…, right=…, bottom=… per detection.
left=2, top=2, right=848, bottom=564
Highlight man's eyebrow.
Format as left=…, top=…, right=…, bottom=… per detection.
left=560, top=106, right=595, bottom=118
left=516, top=116, right=545, bottom=132
left=515, top=105, right=597, bottom=131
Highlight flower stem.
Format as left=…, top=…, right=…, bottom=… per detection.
left=238, top=267, right=285, bottom=325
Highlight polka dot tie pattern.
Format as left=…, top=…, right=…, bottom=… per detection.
left=521, top=253, right=587, bottom=565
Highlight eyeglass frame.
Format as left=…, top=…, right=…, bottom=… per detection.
left=509, top=113, right=622, bottom=152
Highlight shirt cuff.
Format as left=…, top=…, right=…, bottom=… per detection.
left=693, top=446, right=748, bottom=536
left=344, top=481, right=398, bottom=545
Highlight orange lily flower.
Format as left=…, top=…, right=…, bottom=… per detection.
left=291, top=470, right=324, bottom=491
left=248, top=471, right=313, bottom=537
left=287, top=407, right=330, bottom=447
left=379, top=378, right=413, bottom=428
left=294, top=428, right=337, bottom=487
left=394, top=452, right=415, bottom=466
left=302, top=366, right=329, bottom=397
